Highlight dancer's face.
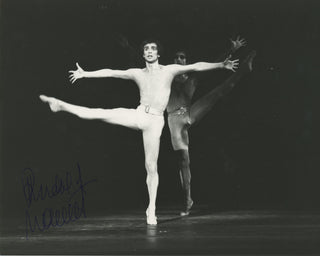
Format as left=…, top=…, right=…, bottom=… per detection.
left=143, top=43, right=160, bottom=63
left=174, top=51, right=187, bottom=65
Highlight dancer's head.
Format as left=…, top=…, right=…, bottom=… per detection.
left=140, top=39, right=163, bottom=63
left=174, top=50, right=187, bottom=65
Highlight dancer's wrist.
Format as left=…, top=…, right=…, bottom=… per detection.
left=82, top=71, right=88, bottom=78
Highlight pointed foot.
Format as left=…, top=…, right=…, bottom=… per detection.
left=39, top=95, right=61, bottom=112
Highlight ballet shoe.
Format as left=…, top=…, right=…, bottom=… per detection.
left=146, top=208, right=157, bottom=225
left=39, top=95, right=61, bottom=112
left=180, top=199, right=193, bottom=217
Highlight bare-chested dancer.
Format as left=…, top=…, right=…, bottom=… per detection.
left=167, top=37, right=256, bottom=216
left=39, top=39, right=239, bottom=225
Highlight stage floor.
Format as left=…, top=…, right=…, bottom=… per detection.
left=1, top=208, right=320, bottom=255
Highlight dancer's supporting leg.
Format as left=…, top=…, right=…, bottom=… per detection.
left=143, top=127, right=162, bottom=225
left=167, top=112, right=193, bottom=216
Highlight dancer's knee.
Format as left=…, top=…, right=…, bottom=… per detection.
left=145, top=160, right=157, bottom=175
left=178, top=150, right=190, bottom=169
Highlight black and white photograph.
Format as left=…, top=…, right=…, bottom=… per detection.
left=0, top=0, right=319, bottom=255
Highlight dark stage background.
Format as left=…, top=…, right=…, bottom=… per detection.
left=0, top=0, right=319, bottom=222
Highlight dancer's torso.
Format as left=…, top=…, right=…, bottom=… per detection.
left=167, top=74, right=197, bottom=113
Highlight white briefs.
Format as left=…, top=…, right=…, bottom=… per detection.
left=135, top=105, right=164, bottom=138
left=101, top=104, right=164, bottom=138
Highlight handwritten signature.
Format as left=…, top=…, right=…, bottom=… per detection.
left=21, top=163, right=97, bottom=239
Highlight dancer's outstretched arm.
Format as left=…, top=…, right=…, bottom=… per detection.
left=69, top=63, right=139, bottom=84
left=170, top=58, right=239, bottom=76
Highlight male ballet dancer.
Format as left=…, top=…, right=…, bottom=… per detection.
left=39, top=39, right=239, bottom=225
left=167, top=38, right=256, bottom=215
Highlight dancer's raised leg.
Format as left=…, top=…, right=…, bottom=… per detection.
left=190, top=50, right=256, bottom=125
left=39, top=95, right=139, bottom=129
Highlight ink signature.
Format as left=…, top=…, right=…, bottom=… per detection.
left=21, top=163, right=97, bottom=239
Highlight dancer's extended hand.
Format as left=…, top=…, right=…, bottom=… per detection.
left=223, top=58, right=239, bottom=72
left=69, top=63, right=85, bottom=84
left=230, top=36, right=246, bottom=52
